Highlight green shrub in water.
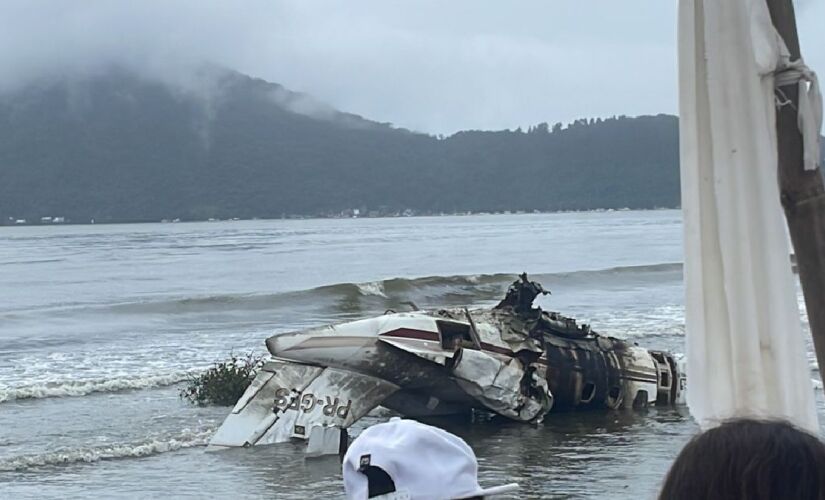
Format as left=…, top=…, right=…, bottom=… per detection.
left=181, top=353, right=265, bottom=406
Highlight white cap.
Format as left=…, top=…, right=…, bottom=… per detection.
left=342, top=418, right=519, bottom=500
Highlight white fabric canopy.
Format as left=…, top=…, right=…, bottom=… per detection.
left=678, top=0, right=819, bottom=432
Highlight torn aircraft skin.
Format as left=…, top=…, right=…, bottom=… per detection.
left=209, top=274, right=686, bottom=455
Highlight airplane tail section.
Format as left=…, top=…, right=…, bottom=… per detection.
left=208, top=359, right=399, bottom=455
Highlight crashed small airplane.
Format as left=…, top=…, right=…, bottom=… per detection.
left=209, top=274, right=686, bottom=455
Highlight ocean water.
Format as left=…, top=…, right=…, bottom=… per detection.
left=0, top=210, right=821, bottom=499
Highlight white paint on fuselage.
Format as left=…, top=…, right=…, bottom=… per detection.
left=267, top=313, right=442, bottom=371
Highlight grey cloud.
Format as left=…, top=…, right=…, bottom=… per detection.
left=0, top=0, right=822, bottom=134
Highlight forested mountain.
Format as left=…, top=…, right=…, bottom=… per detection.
left=0, top=68, right=682, bottom=223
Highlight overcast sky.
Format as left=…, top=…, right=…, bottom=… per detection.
left=1, top=1, right=823, bottom=134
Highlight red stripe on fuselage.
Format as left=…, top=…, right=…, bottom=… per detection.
left=380, top=328, right=440, bottom=341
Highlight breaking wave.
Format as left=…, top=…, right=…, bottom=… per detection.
left=92, top=262, right=683, bottom=316
left=0, top=372, right=195, bottom=403
left=0, top=263, right=685, bottom=404
left=354, top=281, right=387, bottom=297
left=0, top=428, right=214, bottom=472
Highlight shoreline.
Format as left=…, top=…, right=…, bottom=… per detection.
left=1, top=206, right=680, bottom=228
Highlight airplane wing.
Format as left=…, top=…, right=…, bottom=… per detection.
left=208, top=359, right=399, bottom=455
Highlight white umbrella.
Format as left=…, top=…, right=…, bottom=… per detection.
left=678, top=0, right=820, bottom=432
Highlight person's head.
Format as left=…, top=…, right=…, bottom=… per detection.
left=659, top=418, right=825, bottom=500
left=342, top=418, right=518, bottom=500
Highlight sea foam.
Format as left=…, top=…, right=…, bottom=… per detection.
left=0, top=428, right=214, bottom=472
left=0, top=372, right=195, bottom=403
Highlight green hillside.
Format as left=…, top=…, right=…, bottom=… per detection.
left=0, top=68, right=681, bottom=224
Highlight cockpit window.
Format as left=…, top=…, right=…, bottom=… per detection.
left=436, top=320, right=476, bottom=350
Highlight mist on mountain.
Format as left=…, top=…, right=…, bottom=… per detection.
left=0, top=67, right=681, bottom=223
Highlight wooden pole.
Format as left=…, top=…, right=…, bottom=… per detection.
left=766, top=0, right=825, bottom=389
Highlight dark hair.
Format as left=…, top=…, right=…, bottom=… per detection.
left=659, top=419, right=825, bottom=500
